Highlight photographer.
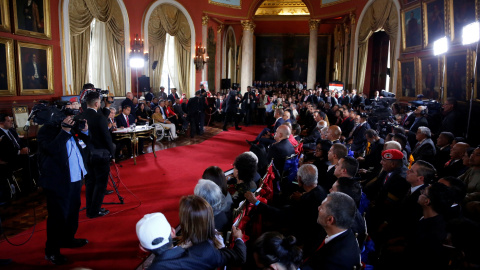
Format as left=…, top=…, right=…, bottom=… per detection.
left=82, top=91, right=114, bottom=218
left=37, top=115, right=89, bottom=265
left=101, top=95, right=115, bottom=117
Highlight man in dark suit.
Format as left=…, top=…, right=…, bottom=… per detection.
left=23, top=53, right=47, bottom=89
left=114, top=105, right=138, bottom=158
left=303, top=192, right=361, bottom=270
left=267, top=125, right=295, bottom=174
left=434, top=131, right=454, bottom=172
left=167, top=88, right=179, bottom=104
left=346, top=113, right=370, bottom=155
left=0, top=114, right=30, bottom=167
left=242, top=86, right=256, bottom=126
left=358, top=129, right=384, bottom=180
left=222, top=90, right=241, bottom=131
left=439, top=142, right=468, bottom=178
left=406, top=106, right=429, bottom=147
left=440, top=97, right=463, bottom=137
left=144, top=87, right=155, bottom=103
left=411, top=126, right=436, bottom=164
left=37, top=116, right=89, bottom=265
left=82, top=92, right=114, bottom=218
left=187, top=91, right=202, bottom=138
left=247, top=109, right=285, bottom=145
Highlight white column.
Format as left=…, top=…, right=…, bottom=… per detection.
left=215, top=24, right=223, bottom=93
left=307, top=19, right=320, bottom=90
left=240, top=20, right=255, bottom=94
left=202, top=15, right=209, bottom=83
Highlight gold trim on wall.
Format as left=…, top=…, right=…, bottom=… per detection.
left=208, top=0, right=242, bottom=9
left=0, top=0, right=11, bottom=32
left=444, top=50, right=469, bottom=102
left=0, top=38, right=16, bottom=96
left=13, top=0, right=52, bottom=40
left=450, top=0, right=477, bottom=43
left=417, top=56, right=442, bottom=100
left=401, top=3, right=423, bottom=53
left=16, top=41, right=54, bottom=95
left=422, top=0, right=446, bottom=49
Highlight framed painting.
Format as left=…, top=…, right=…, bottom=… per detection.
left=401, top=3, right=422, bottom=52
left=13, top=0, right=51, bottom=39
left=398, top=58, right=417, bottom=98
left=445, top=51, right=468, bottom=101
left=451, top=0, right=476, bottom=43
left=423, top=0, right=445, bottom=48
left=17, top=41, right=53, bottom=95
left=0, top=0, right=11, bottom=32
left=0, top=38, right=16, bottom=96
left=208, top=0, right=241, bottom=9
left=418, top=56, right=440, bottom=100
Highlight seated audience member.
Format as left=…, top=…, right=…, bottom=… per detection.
left=229, top=152, right=258, bottom=205
left=282, top=122, right=298, bottom=150
left=393, top=133, right=410, bottom=160
left=405, top=183, right=453, bottom=269
left=246, top=164, right=327, bottom=257
left=325, top=125, right=342, bottom=144
left=411, top=126, right=436, bottom=164
left=311, top=140, right=332, bottom=181
left=434, top=131, right=455, bottom=172
left=452, top=136, right=466, bottom=147
left=107, top=108, right=117, bottom=132
left=114, top=105, right=137, bottom=158
left=302, top=119, right=325, bottom=150
left=202, top=166, right=232, bottom=211
left=439, top=142, right=469, bottom=178
left=303, top=192, right=361, bottom=270
left=323, top=143, right=348, bottom=192
left=253, top=232, right=303, bottom=270
left=194, top=179, right=231, bottom=235
left=173, top=98, right=188, bottom=133
left=150, top=97, right=159, bottom=110
left=331, top=180, right=367, bottom=246
left=461, top=147, right=480, bottom=219
left=136, top=204, right=246, bottom=270
left=346, top=113, right=370, bottom=156
left=358, top=129, right=384, bottom=180
left=246, top=109, right=285, bottom=146
left=151, top=106, right=178, bottom=140
left=405, top=106, right=429, bottom=146
left=135, top=103, right=149, bottom=126
left=438, top=176, right=466, bottom=220
left=266, top=125, right=295, bottom=176
left=340, top=109, right=355, bottom=138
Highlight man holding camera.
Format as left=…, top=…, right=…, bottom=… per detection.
left=82, top=91, right=115, bottom=218
left=37, top=115, right=89, bottom=265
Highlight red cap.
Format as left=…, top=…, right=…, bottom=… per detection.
left=381, top=149, right=403, bottom=160
left=69, top=97, right=79, bottom=103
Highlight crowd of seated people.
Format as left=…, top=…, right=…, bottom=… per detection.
left=132, top=82, right=480, bottom=269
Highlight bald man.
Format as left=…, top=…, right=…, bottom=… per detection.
left=439, top=142, right=469, bottom=178
left=326, top=125, right=342, bottom=144
left=267, top=125, right=295, bottom=174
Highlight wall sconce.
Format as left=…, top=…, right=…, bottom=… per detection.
left=194, top=44, right=209, bottom=70
left=130, top=34, right=149, bottom=68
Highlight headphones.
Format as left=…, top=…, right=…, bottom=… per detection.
left=420, top=108, right=427, bottom=116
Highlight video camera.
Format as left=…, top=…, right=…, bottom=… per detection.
left=29, top=101, right=86, bottom=130
left=79, top=88, right=109, bottom=103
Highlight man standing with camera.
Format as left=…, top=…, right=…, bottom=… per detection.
left=82, top=91, right=115, bottom=219
left=37, top=115, right=89, bottom=265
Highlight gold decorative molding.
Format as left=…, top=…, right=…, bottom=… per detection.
left=309, top=19, right=321, bottom=30
left=349, top=12, right=356, bottom=25
left=202, top=15, right=210, bottom=26
left=217, top=24, right=224, bottom=34
left=208, top=0, right=242, bottom=10
left=255, top=0, right=310, bottom=16
left=241, top=20, right=256, bottom=31
left=344, top=23, right=349, bottom=35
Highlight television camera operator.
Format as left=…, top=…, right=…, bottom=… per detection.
left=81, top=91, right=114, bottom=219
left=36, top=107, right=89, bottom=265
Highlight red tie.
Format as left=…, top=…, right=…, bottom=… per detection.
left=126, top=115, right=130, bottom=127
left=384, top=173, right=390, bottom=184
left=303, top=239, right=326, bottom=264
left=445, top=159, right=453, bottom=167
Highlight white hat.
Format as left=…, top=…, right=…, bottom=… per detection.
left=139, top=96, right=145, bottom=100
left=136, top=212, right=171, bottom=250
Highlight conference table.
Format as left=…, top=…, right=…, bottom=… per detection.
left=112, top=125, right=157, bottom=165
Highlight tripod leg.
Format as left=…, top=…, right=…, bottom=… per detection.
left=109, top=171, right=124, bottom=204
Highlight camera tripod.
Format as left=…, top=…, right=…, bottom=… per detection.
left=103, top=162, right=124, bottom=205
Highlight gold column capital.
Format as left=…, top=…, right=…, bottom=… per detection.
left=202, top=15, right=209, bottom=26
left=241, top=20, right=256, bottom=32
left=217, top=24, right=224, bottom=34
left=343, top=23, right=349, bottom=35
left=350, top=12, right=356, bottom=25
left=309, top=19, right=321, bottom=31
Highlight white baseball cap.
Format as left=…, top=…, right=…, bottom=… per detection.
left=136, top=212, right=171, bottom=250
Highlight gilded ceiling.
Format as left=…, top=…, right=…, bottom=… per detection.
left=255, top=0, right=310, bottom=16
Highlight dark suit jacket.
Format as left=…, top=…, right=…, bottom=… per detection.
left=439, top=159, right=465, bottom=178
left=434, top=145, right=451, bottom=172
left=340, top=117, right=355, bottom=137
left=321, top=165, right=337, bottom=192
left=303, top=229, right=361, bottom=270
left=115, top=113, right=136, bottom=128
left=362, top=138, right=384, bottom=174
left=149, top=239, right=246, bottom=270
left=37, top=124, right=89, bottom=194
left=82, top=108, right=115, bottom=158
left=167, top=93, right=179, bottom=103
left=224, top=93, right=238, bottom=113
left=411, top=138, right=436, bottom=164
left=407, top=117, right=429, bottom=147
left=348, top=122, right=371, bottom=153
left=267, top=138, right=295, bottom=173
left=0, top=128, right=23, bottom=164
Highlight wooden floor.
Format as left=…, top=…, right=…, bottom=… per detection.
left=0, top=123, right=224, bottom=238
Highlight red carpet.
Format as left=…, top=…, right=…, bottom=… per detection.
left=0, top=126, right=263, bottom=270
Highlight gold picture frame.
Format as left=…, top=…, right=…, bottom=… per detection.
left=401, top=3, right=422, bottom=52
left=422, top=0, right=447, bottom=48
left=0, top=38, right=16, bottom=96
left=444, top=50, right=470, bottom=102
left=17, top=41, right=53, bottom=95
left=13, top=0, right=51, bottom=40
left=451, top=0, right=476, bottom=43
left=397, top=58, right=418, bottom=99
left=418, top=56, right=441, bottom=100
left=0, top=0, right=11, bottom=32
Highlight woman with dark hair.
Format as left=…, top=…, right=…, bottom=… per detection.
left=254, top=232, right=302, bottom=270
left=202, top=166, right=233, bottom=213
left=230, top=152, right=258, bottom=205
left=135, top=103, right=149, bottom=125
left=152, top=106, right=178, bottom=140
left=313, top=140, right=332, bottom=181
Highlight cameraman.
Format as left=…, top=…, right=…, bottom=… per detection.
left=37, top=115, right=89, bottom=265
left=82, top=91, right=114, bottom=218
left=102, top=95, right=115, bottom=117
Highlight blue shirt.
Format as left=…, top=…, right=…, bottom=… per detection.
left=65, top=130, right=88, bottom=182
